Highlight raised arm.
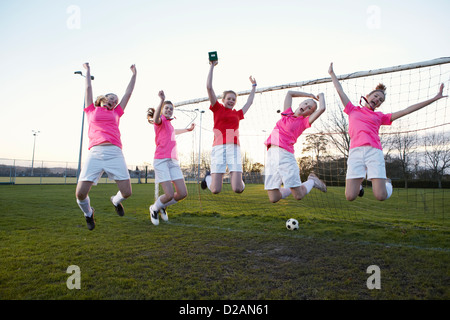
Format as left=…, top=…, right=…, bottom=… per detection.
left=206, top=61, right=218, bottom=106
left=83, top=62, right=93, bottom=107
left=175, top=123, right=196, bottom=135
left=309, top=93, right=326, bottom=125
left=284, top=90, right=317, bottom=111
left=328, top=63, right=350, bottom=107
left=391, top=84, right=447, bottom=122
left=119, top=64, right=137, bottom=111
left=153, top=90, right=165, bottom=125
left=241, top=76, right=257, bottom=115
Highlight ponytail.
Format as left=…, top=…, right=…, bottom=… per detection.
left=368, top=83, right=387, bottom=97
left=147, top=107, right=155, bottom=124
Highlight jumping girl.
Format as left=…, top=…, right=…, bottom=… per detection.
left=75, top=62, right=137, bottom=230
left=328, top=62, right=447, bottom=201
left=264, top=91, right=327, bottom=203
left=201, top=60, right=257, bottom=194
left=148, top=90, right=195, bottom=226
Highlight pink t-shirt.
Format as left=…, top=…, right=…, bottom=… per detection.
left=84, top=103, right=124, bottom=150
left=264, top=108, right=311, bottom=154
left=344, top=101, right=392, bottom=150
left=154, top=115, right=178, bottom=160
left=210, top=101, right=244, bottom=146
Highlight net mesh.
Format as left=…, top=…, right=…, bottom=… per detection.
left=154, top=58, right=450, bottom=228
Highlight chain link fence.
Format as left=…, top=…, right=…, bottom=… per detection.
left=0, top=158, right=156, bottom=185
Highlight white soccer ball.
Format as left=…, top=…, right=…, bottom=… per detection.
left=286, top=218, right=299, bottom=230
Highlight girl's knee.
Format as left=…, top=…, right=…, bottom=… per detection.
left=291, top=186, right=306, bottom=201
left=267, top=191, right=281, bottom=203
left=122, top=190, right=132, bottom=198
left=176, top=191, right=187, bottom=201
left=373, top=191, right=387, bottom=201
left=75, top=187, right=88, bottom=200
left=76, top=191, right=87, bottom=200
left=293, top=193, right=305, bottom=201
left=232, top=186, right=244, bottom=194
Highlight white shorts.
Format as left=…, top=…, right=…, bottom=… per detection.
left=211, top=144, right=243, bottom=173
left=346, top=146, right=387, bottom=180
left=264, top=146, right=301, bottom=190
left=154, top=158, right=184, bottom=183
left=79, top=145, right=130, bottom=185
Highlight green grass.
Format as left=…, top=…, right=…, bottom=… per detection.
left=0, top=184, right=448, bottom=300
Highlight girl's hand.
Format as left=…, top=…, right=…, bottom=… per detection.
left=435, top=83, right=447, bottom=100
left=249, top=76, right=257, bottom=86
left=188, top=123, right=196, bottom=131
left=130, top=64, right=136, bottom=75
left=83, top=62, right=90, bottom=70
left=209, top=60, right=218, bottom=67
left=158, top=90, right=165, bottom=101
left=312, top=94, right=320, bottom=101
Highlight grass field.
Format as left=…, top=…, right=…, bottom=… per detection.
left=0, top=183, right=448, bottom=301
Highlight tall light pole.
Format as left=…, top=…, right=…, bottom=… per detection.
left=74, top=71, right=94, bottom=182
left=31, top=130, right=40, bottom=176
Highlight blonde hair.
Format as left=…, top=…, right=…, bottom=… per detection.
left=105, top=93, right=118, bottom=101
left=95, top=95, right=107, bottom=107
left=310, top=99, right=318, bottom=111
left=95, top=93, right=118, bottom=107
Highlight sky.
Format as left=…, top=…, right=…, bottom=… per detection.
left=0, top=0, right=449, bottom=168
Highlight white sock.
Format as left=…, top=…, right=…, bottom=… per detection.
left=241, top=181, right=245, bottom=191
left=303, top=180, right=314, bottom=194
left=77, top=196, right=93, bottom=217
left=163, top=198, right=177, bottom=208
left=385, top=181, right=393, bottom=200
left=153, top=196, right=164, bottom=211
left=280, top=187, right=291, bottom=199
left=360, top=184, right=363, bottom=191
left=112, top=191, right=125, bottom=206
left=205, top=175, right=212, bottom=190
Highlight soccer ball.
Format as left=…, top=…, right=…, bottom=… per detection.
left=286, top=218, right=299, bottom=230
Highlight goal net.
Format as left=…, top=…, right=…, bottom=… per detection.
left=156, top=57, right=450, bottom=228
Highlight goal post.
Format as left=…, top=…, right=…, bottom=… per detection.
left=175, top=57, right=450, bottom=107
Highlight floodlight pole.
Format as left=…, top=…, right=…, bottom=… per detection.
left=74, top=71, right=94, bottom=182
left=76, top=98, right=85, bottom=182
left=31, top=130, right=40, bottom=176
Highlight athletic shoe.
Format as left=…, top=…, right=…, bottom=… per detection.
left=358, top=186, right=364, bottom=197
left=160, top=207, right=169, bottom=222
left=307, top=173, right=327, bottom=192
left=149, top=205, right=159, bottom=226
left=110, top=196, right=125, bottom=216
left=201, top=171, right=210, bottom=190
left=85, top=208, right=95, bottom=231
